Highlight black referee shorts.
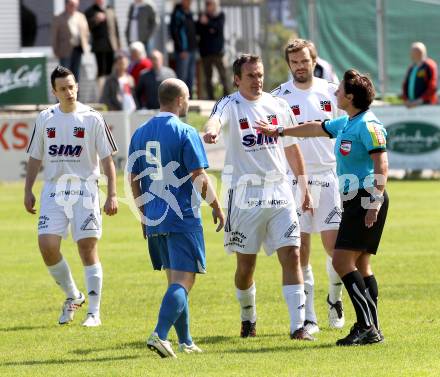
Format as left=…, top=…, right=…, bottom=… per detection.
left=335, top=189, right=389, bottom=254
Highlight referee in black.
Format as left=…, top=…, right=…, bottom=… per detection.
left=255, top=69, right=389, bottom=346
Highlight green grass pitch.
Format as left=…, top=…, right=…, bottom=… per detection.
left=0, top=177, right=439, bottom=377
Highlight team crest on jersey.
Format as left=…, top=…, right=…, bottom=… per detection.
left=73, top=127, right=85, bottom=138
left=46, top=128, right=56, bottom=138
left=239, top=117, right=249, bottom=130
left=320, top=100, right=332, bottom=112
left=340, top=140, right=352, bottom=156
left=291, top=105, right=300, bottom=115
left=267, top=114, right=278, bottom=126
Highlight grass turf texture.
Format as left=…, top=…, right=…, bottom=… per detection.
left=1, top=178, right=439, bottom=377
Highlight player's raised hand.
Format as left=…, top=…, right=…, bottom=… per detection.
left=254, top=119, right=278, bottom=136
left=212, top=207, right=225, bottom=232
left=24, top=191, right=37, bottom=214
left=104, top=195, right=118, bottom=216
left=203, top=131, right=219, bottom=144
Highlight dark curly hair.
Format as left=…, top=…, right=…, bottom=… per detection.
left=343, top=69, right=375, bottom=110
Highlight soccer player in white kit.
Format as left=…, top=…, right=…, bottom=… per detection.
left=204, top=54, right=315, bottom=340
left=24, top=66, right=118, bottom=327
left=271, top=39, right=345, bottom=334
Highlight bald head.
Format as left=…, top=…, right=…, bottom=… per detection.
left=159, top=78, right=190, bottom=116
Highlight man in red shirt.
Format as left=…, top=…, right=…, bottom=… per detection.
left=128, top=41, right=153, bottom=85
left=402, top=42, right=438, bottom=107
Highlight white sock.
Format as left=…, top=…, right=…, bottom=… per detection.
left=302, top=265, right=317, bottom=323
left=327, top=256, right=343, bottom=303
left=84, top=263, right=103, bottom=316
left=236, top=282, right=256, bottom=322
left=282, top=284, right=305, bottom=332
left=47, top=257, right=80, bottom=299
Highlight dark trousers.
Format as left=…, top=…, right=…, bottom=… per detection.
left=60, top=46, right=83, bottom=82
left=201, top=53, right=230, bottom=100
left=94, top=51, right=115, bottom=78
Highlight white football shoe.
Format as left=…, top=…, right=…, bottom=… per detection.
left=327, top=295, right=345, bottom=329
left=178, top=342, right=203, bottom=353
left=58, top=292, right=85, bottom=325
left=82, top=313, right=102, bottom=327
left=147, top=332, right=177, bottom=358
left=304, top=320, right=320, bottom=335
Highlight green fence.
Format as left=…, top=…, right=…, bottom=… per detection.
left=296, top=0, right=440, bottom=96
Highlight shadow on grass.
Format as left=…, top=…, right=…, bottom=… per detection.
left=72, top=341, right=146, bottom=355
left=222, top=342, right=336, bottom=354
left=2, top=355, right=140, bottom=367
left=0, top=325, right=51, bottom=332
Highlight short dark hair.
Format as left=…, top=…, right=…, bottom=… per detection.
left=158, top=79, right=185, bottom=106
left=232, top=54, right=262, bottom=79
left=50, top=65, right=75, bottom=89
left=284, top=38, right=317, bottom=64
left=343, top=69, right=375, bottom=110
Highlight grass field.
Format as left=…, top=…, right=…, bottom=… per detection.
left=1, top=178, right=440, bottom=377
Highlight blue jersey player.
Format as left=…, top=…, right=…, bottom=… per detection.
left=128, top=78, right=225, bottom=358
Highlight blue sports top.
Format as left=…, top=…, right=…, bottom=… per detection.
left=128, top=112, right=209, bottom=234
left=322, top=109, right=387, bottom=193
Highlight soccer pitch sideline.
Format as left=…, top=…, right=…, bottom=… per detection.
left=0, top=177, right=439, bottom=377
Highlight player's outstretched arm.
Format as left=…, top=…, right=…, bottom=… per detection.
left=203, top=118, right=221, bottom=144
left=254, top=120, right=327, bottom=138
left=129, top=173, right=146, bottom=239
left=191, top=168, right=225, bottom=232
left=24, top=157, right=42, bottom=214
left=101, top=155, right=118, bottom=216
left=284, top=145, right=314, bottom=214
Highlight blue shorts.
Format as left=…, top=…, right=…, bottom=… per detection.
left=147, top=231, right=206, bottom=273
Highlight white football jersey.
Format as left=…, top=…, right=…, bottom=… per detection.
left=26, top=102, right=118, bottom=181
left=210, top=91, right=298, bottom=191
left=271, top=78, right=343, bottom=174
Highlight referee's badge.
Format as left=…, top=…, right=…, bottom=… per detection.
left=340, top=140, right=352, bottom=156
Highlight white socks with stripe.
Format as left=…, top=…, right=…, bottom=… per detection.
left=282, top=284, right=305, bottom=332
left=47, top=257, right=80, bottom=299
left=84, top=263, right=103, bottom=316
left=236, top=282, right=257, bottom=322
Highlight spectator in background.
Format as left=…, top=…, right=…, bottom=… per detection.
left=136, top=50, right=176, bottom=109
left=196, top=0, right=230, bottom=100
left=101, top=54, right=136, bottom=112
left=85, top=0, right=121, bottom=93
left=309, top=42, right=339, bottom=83
left=170, top=0, right=197, bottom=98
left=402, top=42, right=438, bottom=107
left=128, top=41, right=153, bottom=86
left=125, top=0, right=157, bottom=56
left=51, top=0, right=89, bottom=82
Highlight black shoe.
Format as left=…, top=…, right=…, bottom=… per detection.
left=378, top=329, right=385, bottom=342
left=240, top=320, right=256, bottom=338
left=290, top=327, right=315, bottom=341
left=336, top=323, right=382, bottom=346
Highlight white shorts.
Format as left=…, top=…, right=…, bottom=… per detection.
left=224, top=185, right=301, bottom=255
left=38, top=179, right=102, bottom=242
left=293, top=170, right=341, bottom=234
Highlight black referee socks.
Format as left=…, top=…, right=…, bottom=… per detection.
left=342, top=271, right=374, bottom=329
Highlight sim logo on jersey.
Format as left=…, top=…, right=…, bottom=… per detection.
left=73, top=127, right=85, bottom=138
left=46, top=128, right=56, bottom=138
left=291, top=105, right=300, bottom=116
left=320, top=101, right=332, bottom=112
left=48, top=144, right=83, bottom=157
left=267, top=114, right=278, bottom=125
left=239, top=117, right=249, bottom=130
